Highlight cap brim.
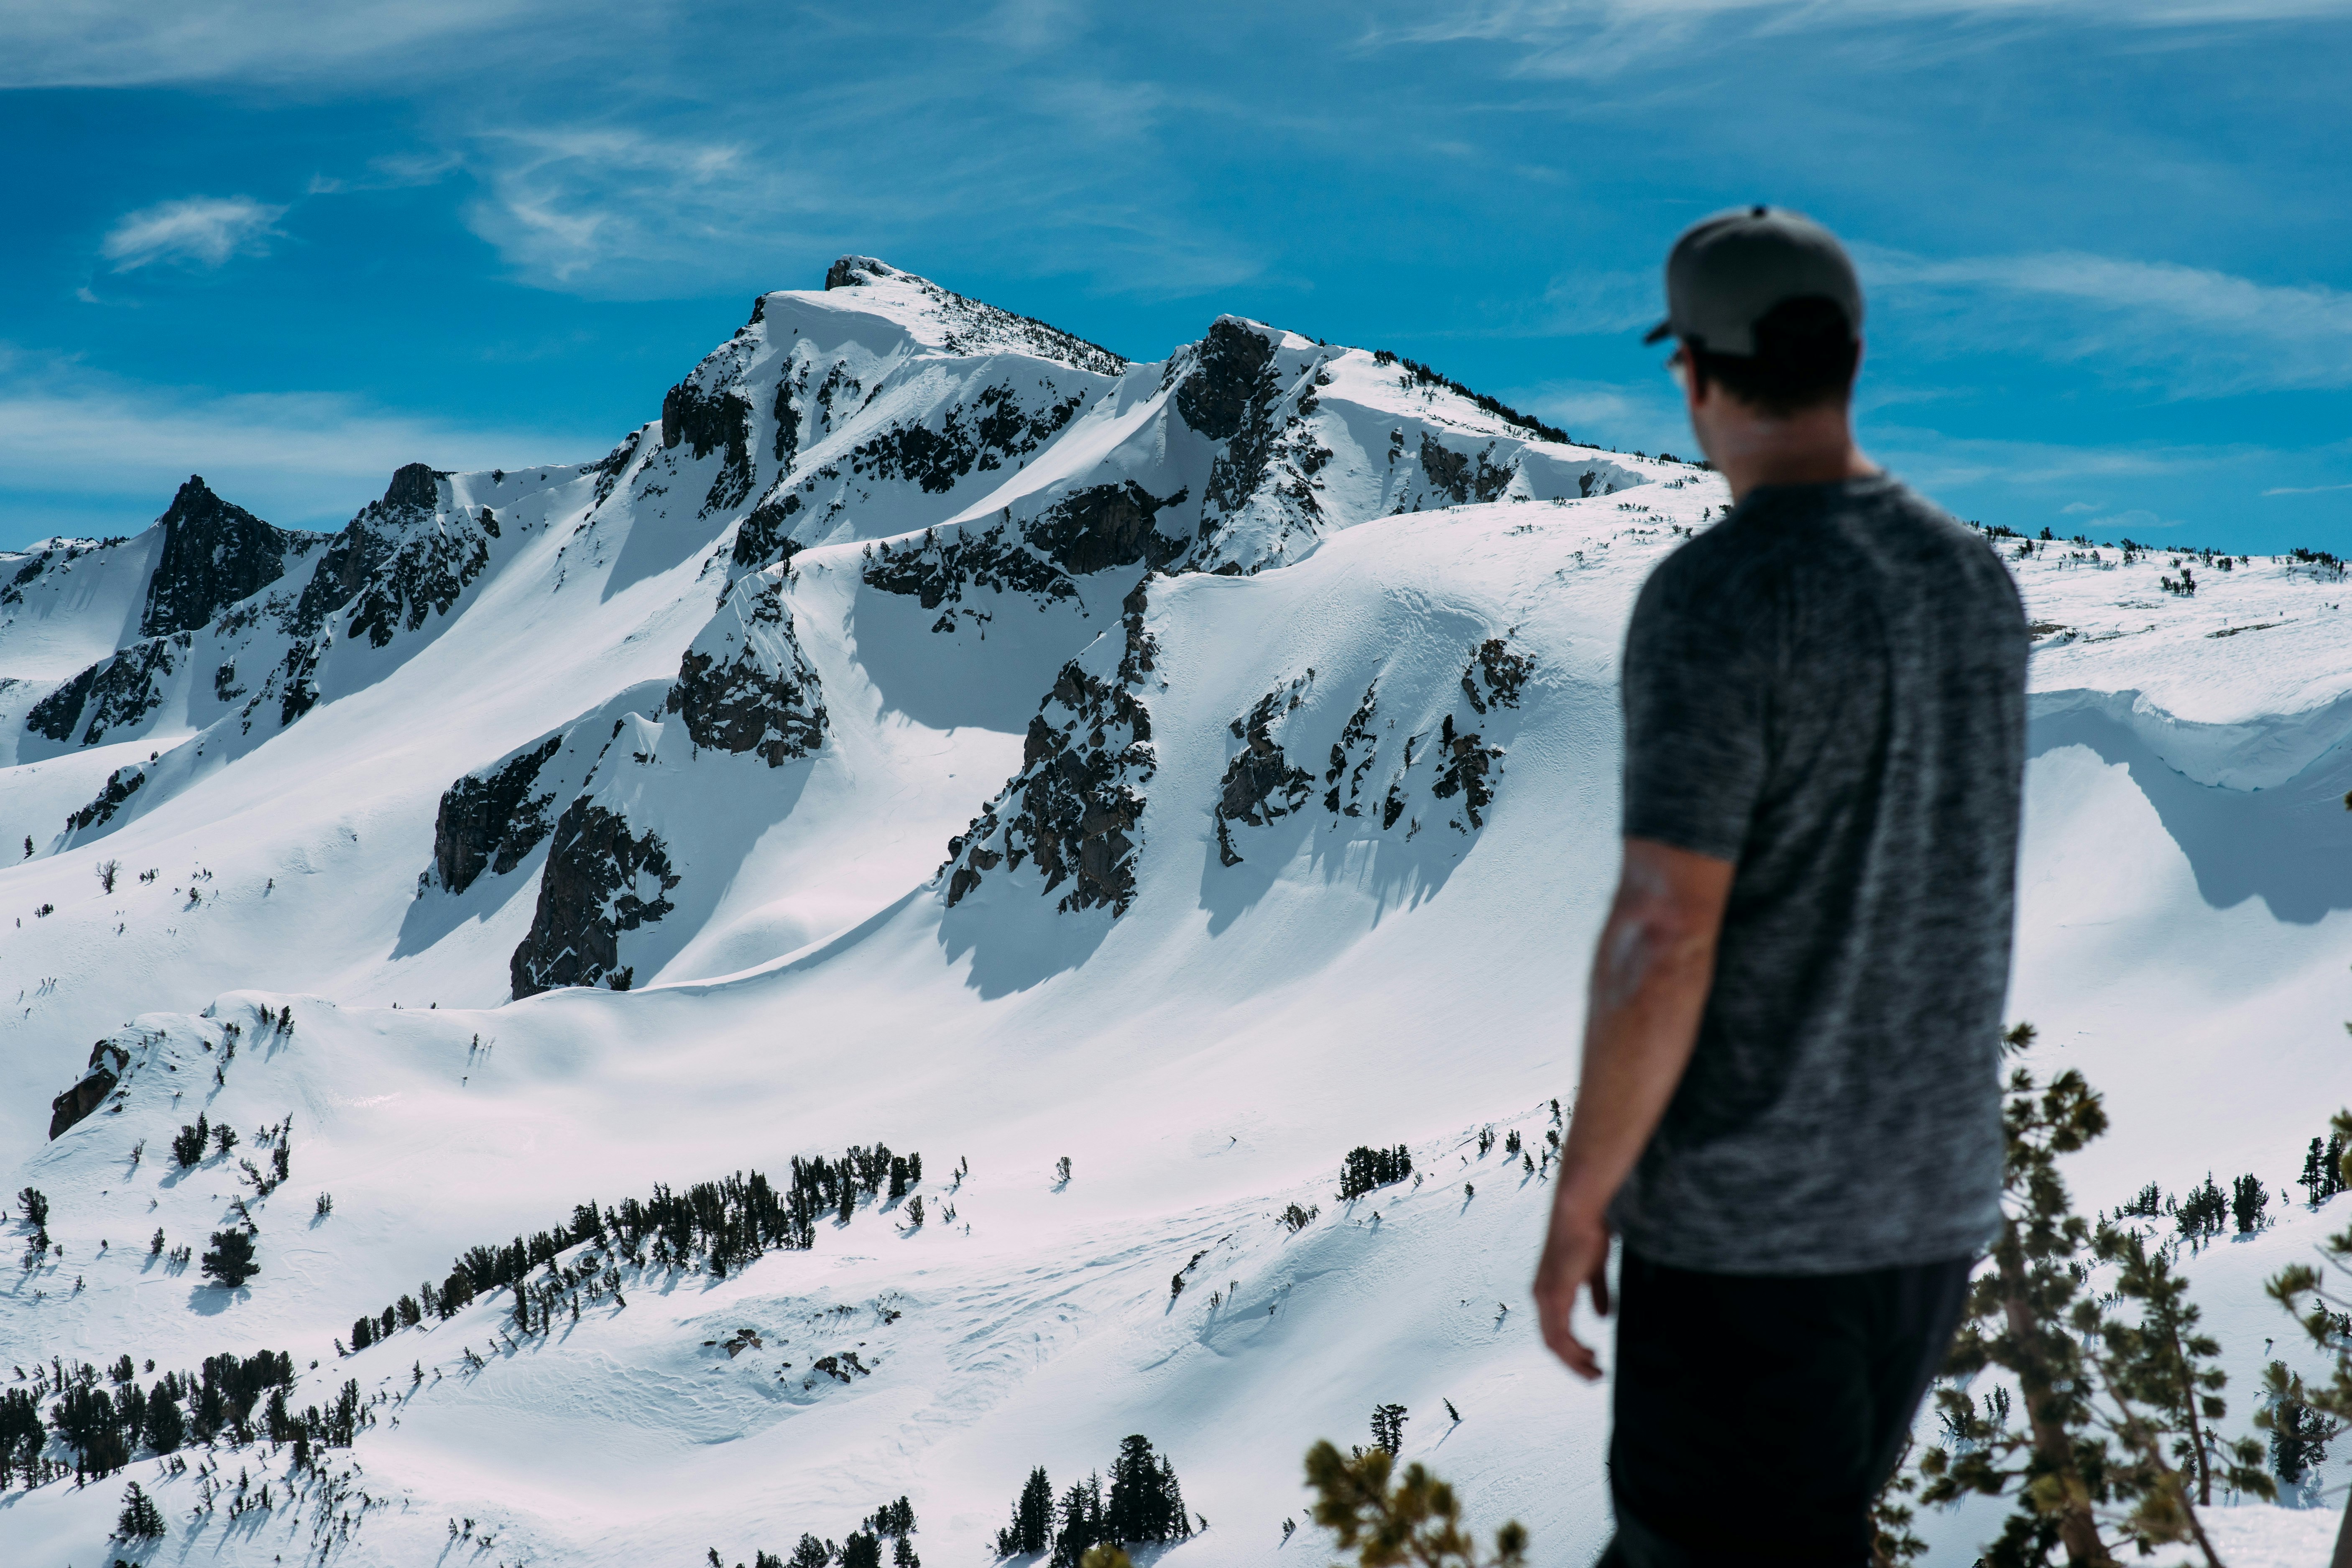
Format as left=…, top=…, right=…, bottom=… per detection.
left=1641, top=318, right=1673, bottom=345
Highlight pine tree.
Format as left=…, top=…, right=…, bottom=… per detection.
left=115, top=1479, right=166, bottom=1539
left=1104, top=1435, right=1188, bottom=1545
left=2255, top=1360, right=2341, bottom=1493
left=1049, top=1473, right=1104, bottom=1568
left=2079, top=1224, right=2272, bottom=1552
left=1370, top=1403, right=1409, bottom=1453
left=1919, top=1027, right=2110, bottom=1564
left=172, top=1115, right=209, bottom=1168
left=200, top=1229, right=258, bottom=1287
left=841, top=1532, right=882, bottom=1568
left=787, top=1535, right=833, bottom=1568
left=2229, top=1173, right=2268, bottom=1234
left=999, top=1465, right=1053, bottom=1555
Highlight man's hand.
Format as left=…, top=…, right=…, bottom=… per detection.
left=1531, top=837, right=1733, bottom=1382
left=1534, top=1203, right=1613, bottom=1380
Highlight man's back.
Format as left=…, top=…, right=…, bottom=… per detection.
left=1609, top=474, right=2028, bottom=1274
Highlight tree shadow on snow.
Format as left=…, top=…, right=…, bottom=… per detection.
left=1197, top=808, right=1474, bottom=937
left=2030, top=705, right=2352, bottom=925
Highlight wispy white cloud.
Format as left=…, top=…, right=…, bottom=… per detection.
left=2262, top=480, right=2352, bottom=496
left=1, top=0, right=560, bottom=88
left=101, top=196, right=286, bottom=272
left=0, top=348, right=608, bottom=534
left=1862, top=248, right=2352, bottom=397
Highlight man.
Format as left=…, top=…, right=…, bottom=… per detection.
left=1531, top=208, right=2028, bottom=1565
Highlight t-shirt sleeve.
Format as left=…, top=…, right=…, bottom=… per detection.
left=1619, top=556, right=1771, bottom=862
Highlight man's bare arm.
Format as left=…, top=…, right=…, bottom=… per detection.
left=1533, top=836, right=1735, bottom=1379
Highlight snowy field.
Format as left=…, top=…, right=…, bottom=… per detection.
left=0, top=260, right=2346, bottom=1565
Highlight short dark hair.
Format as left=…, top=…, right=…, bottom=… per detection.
left=1689, top=296, right=1859, bottom=416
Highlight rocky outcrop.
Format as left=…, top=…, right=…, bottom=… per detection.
left=664, top=580, right=827, bottom=766
left=662, top=378, right=756, bottom=515
left=942, top=582, right=1159, bottom=915
left=49, top=1041, right=130, bottom=1139
left=140, top=476, right=322, bottom=639
left=862, top=519, right=1078, bottom=626
left=1025, top=483, right=1190, bottom=577
left=25, top=661, right=100, bottom=742
left=1213, top=677, right=1316, bottom=866
left=1427, top=713, right=1504, bottom=829
left=1460, top=637, right=1532, bottom=713
left=289, top=464, right=492, bottom=647
left=26, top=633, right=188, bottom=747
left=1416, top=434, right=1519, bottom=506
left=848, top=383, right=1086, bottom=496
left=65, top=765, right=146, bottom=835
left=511, top=788, right=681, bottom=998
left=433, top=734, right=566, bottom=894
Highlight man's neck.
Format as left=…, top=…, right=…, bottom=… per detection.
left=1698, top=406, right=1878, bottom=506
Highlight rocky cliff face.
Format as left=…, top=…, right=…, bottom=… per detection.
left=942, top=581, right=1159, bottom=916
left=509, top=716, right=684, bottom=997
left=433, top=734, right=567, bottom=896
left=664, top=575, right=826, bottom=767
left=139, top=476, right=324, bottom=640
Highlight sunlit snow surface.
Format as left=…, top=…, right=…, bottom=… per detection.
left=3, top=276, right=2349, bottom=1564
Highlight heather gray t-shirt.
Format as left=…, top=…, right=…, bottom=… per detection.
left=1606, top=474, right=2026, bottom=1276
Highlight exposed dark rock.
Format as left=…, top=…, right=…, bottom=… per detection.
left=662, top=378, right=756, bottom=514
left=1176, top=319, right=1279, bottom=442
left=1428, top=712, right=1504, bottom=829
left=665, top=588, right=827, bottom=766
left=287, top=470, right=498, bottom=649
left=383, top=462, right=445, bottom=511
left=1417, top=434, right=1518, bottom=505
left=277, top=637, right=326, bottom=726
left=65, top=766, right=145, bottom=835
left=847, top=383, right=1085, bottom=496
left=511, top=799, right=681, bottom=997
left=731, top=493, right=803, bottom=574
left=48, top=1042, right=129, bottom=1139
left=78, top=635, right=188, bottom=744
left=25, top=661, right=99, bottom=742
left=1460, top=637, right=1532, bottom=714
left=591, top=431, right=644, bottom=506
left=941, top=581, right=1159, bottom=915
left=433, top=734, right=566, bottom=895
left=1323, top=684, right=1380, bottom=817
left=139, top=476, right=320, bottom=639
left=1213, top=680, right=1315, bottom=863
left=1025, top=483, right=1190, bottom=577
left=862, top=521, right=1077, bottom=615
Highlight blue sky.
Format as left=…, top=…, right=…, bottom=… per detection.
left=7, top=0, right=2352, bottom=554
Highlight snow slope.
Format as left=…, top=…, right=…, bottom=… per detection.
left=2, top=260, right=2348, bottom=1566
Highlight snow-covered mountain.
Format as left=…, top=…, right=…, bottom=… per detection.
left=1, top=259, right=2347, bottom=1568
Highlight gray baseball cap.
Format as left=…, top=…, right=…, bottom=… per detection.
left=1643, top=206, right=1864, bottom=356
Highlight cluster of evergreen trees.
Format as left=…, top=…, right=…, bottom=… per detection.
left=994, top=1436, right=1190, bottom=1564
left=2111, top=1166, right=2279, bottom=1248
left=2301, top=1129, right=2347, bottom=1205
left=0, top=1348, right=369, bottom=1487
left=339, top=1145, right=924, bottom=1359
left=735, top=1496, right=920, bottom=1568
left=1337, top=1145, right=1412, bottom=1201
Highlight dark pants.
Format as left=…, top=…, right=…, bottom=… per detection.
left=1598, top=1247, right=1974, bottom=1568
